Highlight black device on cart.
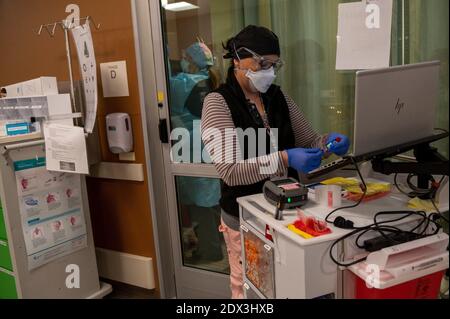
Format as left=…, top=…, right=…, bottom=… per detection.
left=263, top=177, right=309, bottom=220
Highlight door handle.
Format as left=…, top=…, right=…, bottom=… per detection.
left=159, top=119, right=169, bottom=144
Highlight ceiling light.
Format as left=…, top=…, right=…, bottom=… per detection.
left=163, top=2, right=199, bottom=12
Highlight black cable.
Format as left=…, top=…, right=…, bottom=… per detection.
left=431, top=199, right=449, bottom=224
left=406, top=174, right=445, bottom=197
left=394, top=173, right=414, bottom=198
left=406, top=174, right=436, bottom=195
left=431, top=198, right=441, bottom=215
left=395, top=174, right=447, bottom=219
left=329, top=210, right=442, bottom=267
left=325, top=160, right=447, bottom=266
left=329, top=227, right=370, bottom=267
left=411, top=213, right=431, bottom=234
left=354, top=211, right=437, bottom=249
left=274, top=196, right=285, bottom=220
left=374, top=211, right=422, bottom=241
left=374, top=211, right=433, bottom=243
left=394, top=173, right=448, bottom=227
left=325, top=157, right=367, bottom=225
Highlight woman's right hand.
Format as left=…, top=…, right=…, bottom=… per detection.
left=284, top=148, right=323, bottom=173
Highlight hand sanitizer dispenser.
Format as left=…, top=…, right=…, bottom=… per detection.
left=106, top=113, right=133, bottom=154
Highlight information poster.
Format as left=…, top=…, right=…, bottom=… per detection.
left=14, top=157, right=87, bottom=270
left=71, top=23, right=98, bottom=134
left=44, top=123, right=89, bottom=175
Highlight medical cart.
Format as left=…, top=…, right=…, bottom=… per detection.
left=238, top=175, right=449, bottom=299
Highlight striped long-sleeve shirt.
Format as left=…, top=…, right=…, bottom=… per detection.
left=201, top=92, right=326, bottom=187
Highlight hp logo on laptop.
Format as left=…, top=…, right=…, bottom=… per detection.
left=395, top=98, right=405, bottom=114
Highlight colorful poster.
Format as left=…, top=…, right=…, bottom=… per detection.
left=14, top=158, right=87, bottom=270
left=71, top=23, right=98, bottom=134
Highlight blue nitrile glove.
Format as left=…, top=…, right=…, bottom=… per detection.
left=286, top=148, right=324, bottom=173
left=326, top=133, right=350, bottom=156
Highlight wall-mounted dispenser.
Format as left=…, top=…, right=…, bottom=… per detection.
left=106, top=113, right=133, bottom=154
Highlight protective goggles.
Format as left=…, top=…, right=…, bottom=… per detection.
left=235, top=47, right=284, bottom=72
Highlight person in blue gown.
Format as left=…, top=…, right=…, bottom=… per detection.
left=169, top=41, right=224, bottom=262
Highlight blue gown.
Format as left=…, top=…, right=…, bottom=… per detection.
left=169, top=71, right=221, bottom=208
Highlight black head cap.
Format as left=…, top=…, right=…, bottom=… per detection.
left=223, top=25, right=280, bottom=59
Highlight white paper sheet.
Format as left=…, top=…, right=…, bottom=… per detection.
left=14, top=157, right=87, bottom=270
left=71, top=23, right=98, bottom=133
left=336, top=0, right=393, bottom=70
left=100, top=61, right=130, bottom=97
left=44, top=123, right=89, bottom=175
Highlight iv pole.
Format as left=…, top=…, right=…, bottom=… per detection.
left=37, top=16, right=101, bottom=120
left=63, top=20, right=77, bottom=111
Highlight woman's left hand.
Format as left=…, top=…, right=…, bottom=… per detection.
left=326, top=133, right=350, bottom=156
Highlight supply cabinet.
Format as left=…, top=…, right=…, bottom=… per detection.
left=237, top=191, right=445, bottom=299
left=239, top=196, right=339, bottom=299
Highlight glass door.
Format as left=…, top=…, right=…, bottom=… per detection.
left=138, top=0, right=449, bottom=298
left=147, top=0, right=232, bottom=298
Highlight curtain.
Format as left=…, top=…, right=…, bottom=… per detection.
left=407, top=0, right=449, bottom=157
left=209, top=0, right=447, bottom=156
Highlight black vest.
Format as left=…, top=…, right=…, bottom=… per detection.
left=214, top=68, right=297, bottom=217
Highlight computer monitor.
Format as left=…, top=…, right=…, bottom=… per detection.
left=352, top=61, right=440, bottom=157
left=306, top=61, right=443, bottom=180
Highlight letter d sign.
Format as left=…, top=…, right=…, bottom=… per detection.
left=66, top=264, right=80, bottom=289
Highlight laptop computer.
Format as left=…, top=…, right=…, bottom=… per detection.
left=307, top=61, right=441, bottom=179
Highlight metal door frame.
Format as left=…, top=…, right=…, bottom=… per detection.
left=131, top=0, right=230, bottom=298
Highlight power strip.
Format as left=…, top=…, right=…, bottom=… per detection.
left=363, top=232, right=423, bottom=252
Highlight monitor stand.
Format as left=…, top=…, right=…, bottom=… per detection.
left=371, top=135, right=449, bottom=200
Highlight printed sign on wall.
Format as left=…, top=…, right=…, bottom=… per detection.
left=336, top=0, right=393, bottom=70
left=71, top=22, right=98, bottom=134
left=100, top=61, right=130, bottom=98
left=14, top=158, right=87, bottom=270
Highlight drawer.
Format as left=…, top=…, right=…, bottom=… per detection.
left=244, top=281, right=265, bottom=299
left=0, top=209, right=7, bottom=241
left=241, top=205, right=268, bottom=237
left=0, top=270, right=17, bottom=299
left=0, top=241, right=13, bottom=271
left=241, top=223, right=276, bottom=299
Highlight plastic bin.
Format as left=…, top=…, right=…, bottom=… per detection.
left=349, top=233, right=449, bottom=299
left=355, top=270, right=444, bottom=299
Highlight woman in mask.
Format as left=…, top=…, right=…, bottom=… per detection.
left=201, top=25, right=350, bottom=298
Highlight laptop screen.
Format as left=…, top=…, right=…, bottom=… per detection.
left=352, top=61, right=440, bottom=157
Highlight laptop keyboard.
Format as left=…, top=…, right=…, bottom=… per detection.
left=307, top=157, right=352, bottom=179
